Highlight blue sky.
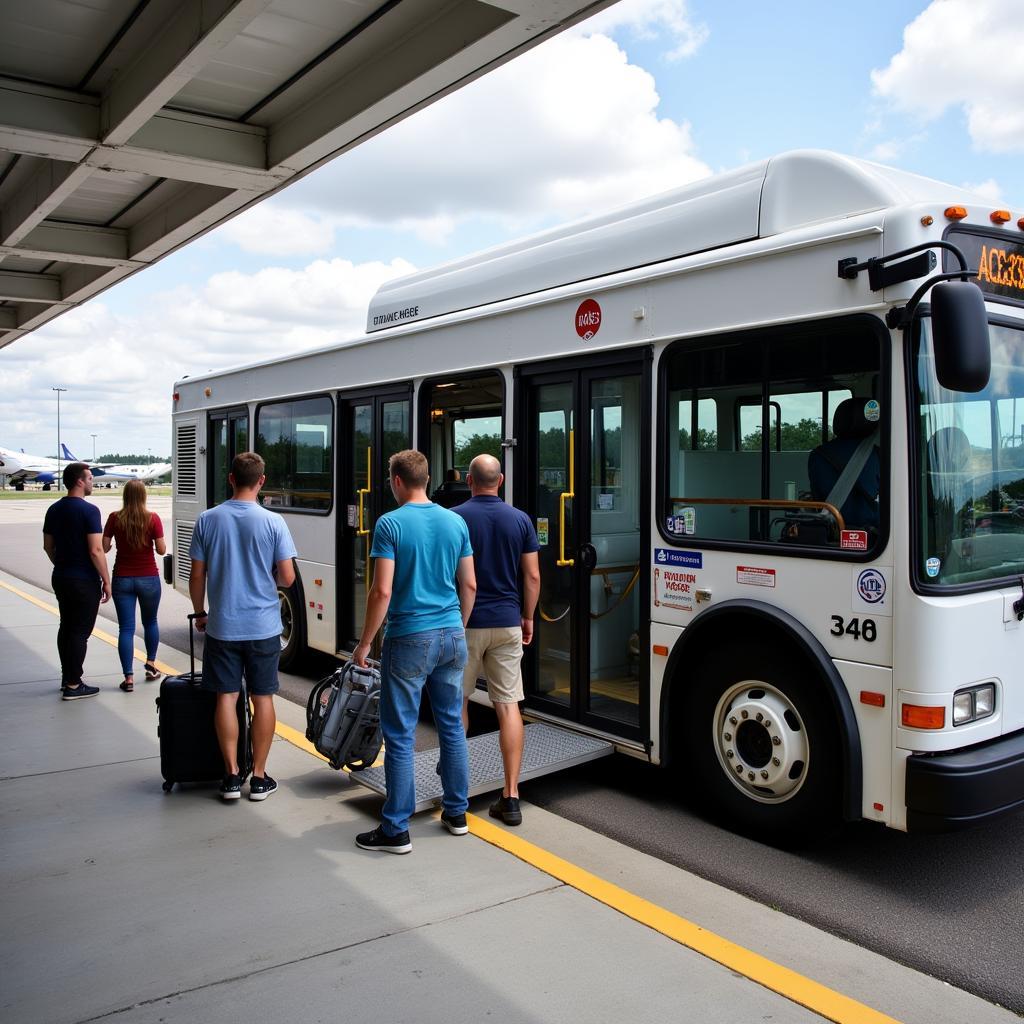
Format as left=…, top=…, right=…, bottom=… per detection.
left=3, top=0, right=1022, bottom=459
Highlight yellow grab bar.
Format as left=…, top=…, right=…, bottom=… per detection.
left=357, top=446, right=371, bottom=536
left=556, top=429, right=575, bottom=567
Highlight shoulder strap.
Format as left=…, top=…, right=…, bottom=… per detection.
left=825, top=430, right=879, bottom=514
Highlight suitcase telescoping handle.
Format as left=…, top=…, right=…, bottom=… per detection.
left=186, top=612, right=201, bottom=680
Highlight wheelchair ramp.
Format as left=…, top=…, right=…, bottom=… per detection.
left=350, top=722, right=613, bottom=813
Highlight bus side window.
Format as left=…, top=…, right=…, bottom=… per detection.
left=662, top=321, right=883, bottom=552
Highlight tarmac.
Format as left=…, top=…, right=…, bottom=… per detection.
left=0, top=564, right=1017, bottom=1024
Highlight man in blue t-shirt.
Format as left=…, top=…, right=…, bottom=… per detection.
left=455, top=454, right=539, bottom=826
left=190, top=452, right=297, bottom=802
left=42, top=462, right=112, bottom=700
left=352, top=450, right=476, bottom=854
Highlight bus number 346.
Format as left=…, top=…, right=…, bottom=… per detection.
left=830, top=616, right=877, bottom=642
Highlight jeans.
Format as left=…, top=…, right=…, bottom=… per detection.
left=111, top=575, right=162, bottom=675
left=380, top=627, right=469, bottom=835
left=52, top=574, right=102, bottom=685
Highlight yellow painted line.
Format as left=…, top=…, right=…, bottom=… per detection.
left=0, top=579, right=177, bottom=673
left=2, top=578, right=312, bottom=753
left=466, top=813, right=900, bottom=1024
left=0, top=577, right=366, bottom=762
left=274, top=719, right=327, bottom=763
left=2, top=575, right=896, bottom=1023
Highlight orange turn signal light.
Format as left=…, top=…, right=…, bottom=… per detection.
left=860, top=691, right=886, bottom=707
left=652, top=644, right=669, bottom=657
left=990, top=209, right=1011, bottom=224
left=944, top=206, right=968, bottom=221
left=902, top=704, right=945, bottom=729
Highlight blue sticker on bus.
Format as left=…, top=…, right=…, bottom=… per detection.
left=856, top=568, right=886, bottom=604
left=654, top=548, right=703, bottom=569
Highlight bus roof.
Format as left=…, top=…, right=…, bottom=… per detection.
left=366, top=149, right=991, bottom=333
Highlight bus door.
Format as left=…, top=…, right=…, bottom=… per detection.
left=337, top=386, right=411, bottom=653
left=207, top=408, right=248, bottom=505
left=516, top=356, right=649, bottom=741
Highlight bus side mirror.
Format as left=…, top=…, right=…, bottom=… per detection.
left=930, top=281, right=990, bottom=393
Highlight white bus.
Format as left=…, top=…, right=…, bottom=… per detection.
left=171, top=150, right=1024, bottom=839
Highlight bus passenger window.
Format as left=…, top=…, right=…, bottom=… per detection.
left=661, top=321, right=883, bottom=552
left=420, top=373, right=504, bottom=504
left=255, top=395, right=333, bottom=511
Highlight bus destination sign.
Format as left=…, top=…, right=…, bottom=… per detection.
left=945, top=228, right=1024, bottom=303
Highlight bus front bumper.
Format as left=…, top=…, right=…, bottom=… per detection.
left=905, top=727, right=1024, bottom=832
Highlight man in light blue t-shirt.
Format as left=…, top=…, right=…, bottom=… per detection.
left=190, top=452, right=297, bottom=803
left=352, top=449, right=476, bottom=854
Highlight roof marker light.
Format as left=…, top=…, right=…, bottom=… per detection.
left=990, top=210, right=1011, bottom=224
left=944, top=206, right=968, bottom=221
left=920, top=215, right=934, bottom=226
left=1018, top=217, right=1024, bottom=231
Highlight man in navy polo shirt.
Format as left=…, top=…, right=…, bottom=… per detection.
left=42, top=462, right=111, bottom=700
left=455, top=454, right=540, bottom=826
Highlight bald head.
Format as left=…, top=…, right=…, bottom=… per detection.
left=468, top=453, right=503, bottom=494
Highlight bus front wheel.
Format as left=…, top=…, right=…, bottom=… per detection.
left=682, top=644, right=841, bottom=842
left=278, top=584, right=306, bottom=672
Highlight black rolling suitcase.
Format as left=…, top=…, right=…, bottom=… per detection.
left=156, top=613, right=253, bottom=792
left=305, top=661, right=382, bottom=771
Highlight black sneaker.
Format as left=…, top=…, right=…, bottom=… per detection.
left=249, top=775, right=278, bottom=801
left=356, top=825, right=412, bottom=854
left=61, top=682, right=99, bottom=701
left=440, top=811, right=469, bottom=836
left=489, top=796, right=522, bottom=826
left=220, top=774, right=242, bottom=801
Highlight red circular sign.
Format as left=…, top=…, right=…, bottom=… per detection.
left=575, top=298, right=601, bottom=340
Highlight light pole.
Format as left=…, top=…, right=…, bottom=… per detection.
left=91, top=433, right=97, bottom=461
left=52, top=387, right=67, bottom=490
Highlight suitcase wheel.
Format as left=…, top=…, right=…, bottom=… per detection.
left=162, top=781, right=173, bottom=793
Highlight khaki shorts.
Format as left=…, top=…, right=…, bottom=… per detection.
left=463, top=627, right=524, bottom=703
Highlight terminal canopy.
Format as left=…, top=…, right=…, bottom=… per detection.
left=0, top=0, right=615, bottom=349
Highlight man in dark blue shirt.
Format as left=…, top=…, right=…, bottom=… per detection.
left=42, top=463, right=111, bottom=699
left=454, top=454, right=540, bottom=826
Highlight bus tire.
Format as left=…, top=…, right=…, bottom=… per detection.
left=682, top=643, right=841, bottom=843
left=278, top=583, right=306, bottom=672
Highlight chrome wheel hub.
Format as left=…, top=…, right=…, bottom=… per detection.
left=712, top=681, right=809, bottom=804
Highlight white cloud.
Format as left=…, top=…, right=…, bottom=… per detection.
left=867, top=132, right=927, bottom=163
left=871, top=0, right=1024, bottom=153
left=0, top=258, right=413, bottom=457
left=262, top=30, right=710, bottom=246
left=579, top=0, right=710, bottom=60
left=961, top=178, right=1003, bottom=202
left=216, top=206, right=337, bottom=256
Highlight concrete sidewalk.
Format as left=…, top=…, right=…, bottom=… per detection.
left=0, top=568, right=1014, bottom=1024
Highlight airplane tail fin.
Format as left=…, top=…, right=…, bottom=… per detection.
left=61, top=443, right=78, bottom=461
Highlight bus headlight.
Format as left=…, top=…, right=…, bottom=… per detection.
left=952, top=683, right=996, bottom=726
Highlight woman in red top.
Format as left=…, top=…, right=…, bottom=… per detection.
left=102, top=479, right=167, bottom=692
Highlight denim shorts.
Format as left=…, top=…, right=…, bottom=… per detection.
left=202, top=634, right=280, bottom=696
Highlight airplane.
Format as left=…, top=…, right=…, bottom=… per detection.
left=0, top=445, right=61, bottom=489
left=62, top=445, right=172, bottom=484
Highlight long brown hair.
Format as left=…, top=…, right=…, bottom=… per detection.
left=116, top=479, right=151, bottom=549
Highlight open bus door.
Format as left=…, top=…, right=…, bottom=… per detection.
left=515, top=353, right=651, bottom=744
left=337, top=386, right=411, bottom=655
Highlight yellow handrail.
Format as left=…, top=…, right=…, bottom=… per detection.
left=556, top=429, right=575, bottom=567
left=357, top=446, right=371, bottom=536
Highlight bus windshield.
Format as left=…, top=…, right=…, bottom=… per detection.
left=916, top=318, right=1024, bottom=586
